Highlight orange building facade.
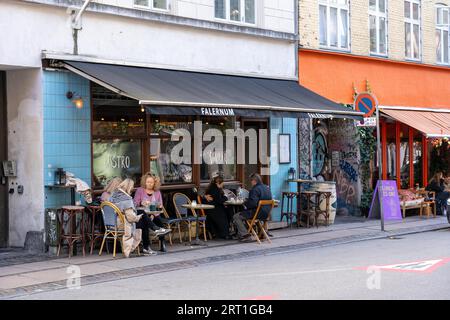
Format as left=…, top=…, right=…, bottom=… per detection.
left=299, top=49, right=450, bottom=191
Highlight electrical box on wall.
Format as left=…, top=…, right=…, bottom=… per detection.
left=2, top=160, right=17, bottom=177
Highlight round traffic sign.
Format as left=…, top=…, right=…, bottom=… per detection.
left=354, top=93, right=377, bottom=118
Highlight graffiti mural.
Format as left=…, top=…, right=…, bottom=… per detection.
left=298, top=118, right=311, bottom=178
left=328, top=119, right=361, bottom=216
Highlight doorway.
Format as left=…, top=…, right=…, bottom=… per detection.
left=0, top=71, right=8, bottom=247
left=240, top=119, right=270, bottom=188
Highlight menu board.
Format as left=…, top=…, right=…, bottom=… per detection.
left=368, top=180, right=402, bottom=220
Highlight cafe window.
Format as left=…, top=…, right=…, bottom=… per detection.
left=92, top=138, right=142, bottom=188
left=92, top=107, right=145, bottom=137
left=149, top=116, right=194, bottom=185
left=399, top=124, right=410, bottom=189
left=200, top=116, right=237, bottom=182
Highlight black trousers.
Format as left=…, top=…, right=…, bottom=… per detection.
left=136, top=210, right=166, bottom=250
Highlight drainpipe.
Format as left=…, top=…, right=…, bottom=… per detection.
left=68, top=0, right=93, bottom=55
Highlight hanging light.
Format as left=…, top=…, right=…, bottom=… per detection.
left=66, top=91, right=84, bottom=109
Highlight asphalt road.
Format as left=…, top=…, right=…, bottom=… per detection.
left=14, top=229, right=450, bottom=300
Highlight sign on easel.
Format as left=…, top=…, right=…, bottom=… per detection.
left=368, top=180, right=402, bottom=221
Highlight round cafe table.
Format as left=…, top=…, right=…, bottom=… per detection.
left=182, top=203, right=214, bottom=246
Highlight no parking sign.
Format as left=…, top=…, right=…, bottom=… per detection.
left=354, top=93, right=377, bottom=118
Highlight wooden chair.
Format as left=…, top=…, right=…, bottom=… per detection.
left=197, top=195, right=214, bottom=240
left=99, top=201, right=140, bottom=258
left=280, top=191, right=298, bottom=228
left=298, top=191, right=317, bottom=228
left=245, top=200, right=275, bottom=244
left=417, top=190, right=437, bottom=218
left=160, top=206, right=183, bottom=245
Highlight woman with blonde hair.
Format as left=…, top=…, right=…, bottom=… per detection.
left=110, top=178, right=156, bottom=256
left=134, top=173, right=171, bottom=252
left=101, top=177, right=122, bottom=202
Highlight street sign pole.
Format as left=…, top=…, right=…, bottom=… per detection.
left=375, top=103, right=385, bottom=232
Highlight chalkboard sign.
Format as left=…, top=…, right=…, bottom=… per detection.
left=368, top=180, right=402, bottom=220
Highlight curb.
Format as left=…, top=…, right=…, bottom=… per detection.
left=0, top=223, right=448, bottom=299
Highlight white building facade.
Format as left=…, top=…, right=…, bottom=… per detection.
left=0, top=0, right=298, bottom=247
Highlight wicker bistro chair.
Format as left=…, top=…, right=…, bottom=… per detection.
left=172, top=193, right=207, bottom=242
left=99, top=201, right=140, bottom=258
left=160, top=206, right=183, bottom=245
left=246, top=200, right=275, bottom=244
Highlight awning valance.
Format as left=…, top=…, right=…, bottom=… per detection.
left=381, top=108, right=450, bottom=138
left=62, top=61, right=363, bottom=120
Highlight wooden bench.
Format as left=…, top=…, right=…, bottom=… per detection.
left=398, top=189, right=424, bottom=218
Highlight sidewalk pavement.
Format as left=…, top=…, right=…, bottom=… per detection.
left=0, top=215, right=448, bottom=299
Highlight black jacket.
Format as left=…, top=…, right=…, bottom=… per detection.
left=242, top=182, right=273, bottom=220
left=204, top=184, right=228, bottom=207
left=426, top=179, right=445, bottom=194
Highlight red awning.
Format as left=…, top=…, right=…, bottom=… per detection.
left=381, top=109, right=450, bottom=138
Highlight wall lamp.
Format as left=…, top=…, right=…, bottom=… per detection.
left=66, top=91, right=84, bottom=109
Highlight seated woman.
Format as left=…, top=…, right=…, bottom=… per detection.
left=109, top=178, right=156, bottom=257
left=426, top=172, right=450, bottom=216
left=203, top=176, right=232, bottom=240
left=101, top=177, right=122, bottom=202
left=134, top=173, right=171, bottom=252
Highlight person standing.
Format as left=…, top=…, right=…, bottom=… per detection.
left=233, top=173, right=272, bottom=242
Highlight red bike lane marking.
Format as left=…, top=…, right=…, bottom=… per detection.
left=354, top=257, right=450, bottom=274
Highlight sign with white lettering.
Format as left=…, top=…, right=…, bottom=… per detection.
left=356, top=117, right=376, bottom=127
left=200, top=107, right=235, bottom=116
left=368, top=180, right=402, bottom=221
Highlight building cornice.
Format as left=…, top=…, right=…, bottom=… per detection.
left=299, top=48, right=450, bottom=72
left=19, top=0, right=297, bottom=42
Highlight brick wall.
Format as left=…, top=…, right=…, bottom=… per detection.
left=299, top=0, right=450, bottom=66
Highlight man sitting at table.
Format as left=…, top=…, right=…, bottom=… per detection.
left=233, top=173, right=273, bottom=242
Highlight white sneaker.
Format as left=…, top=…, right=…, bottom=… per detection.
left=142, top=248, right=157, bottom=256
left=155, top=228, right=171, bottom=236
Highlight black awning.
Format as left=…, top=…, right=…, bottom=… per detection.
left=63, top=61, right=363, bottom=120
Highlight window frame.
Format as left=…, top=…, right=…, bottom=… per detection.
left=319, top=0, right=350, bottom=51
left=436, top=4, right=450, bottom=65
left=404, top=0, right=422, bottom=61
left=369, top=0, right=388, bottom=57
left=133, top=0, right=170, bottom=12
left=214, top=0, right=257, bottom=26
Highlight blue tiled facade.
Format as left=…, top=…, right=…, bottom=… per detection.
left=43, top=71, right=91, bottom=208
left=270, top=117, right=298, bottom=222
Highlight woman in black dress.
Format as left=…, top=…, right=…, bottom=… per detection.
left=203, top=176, right=232, bottom=240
